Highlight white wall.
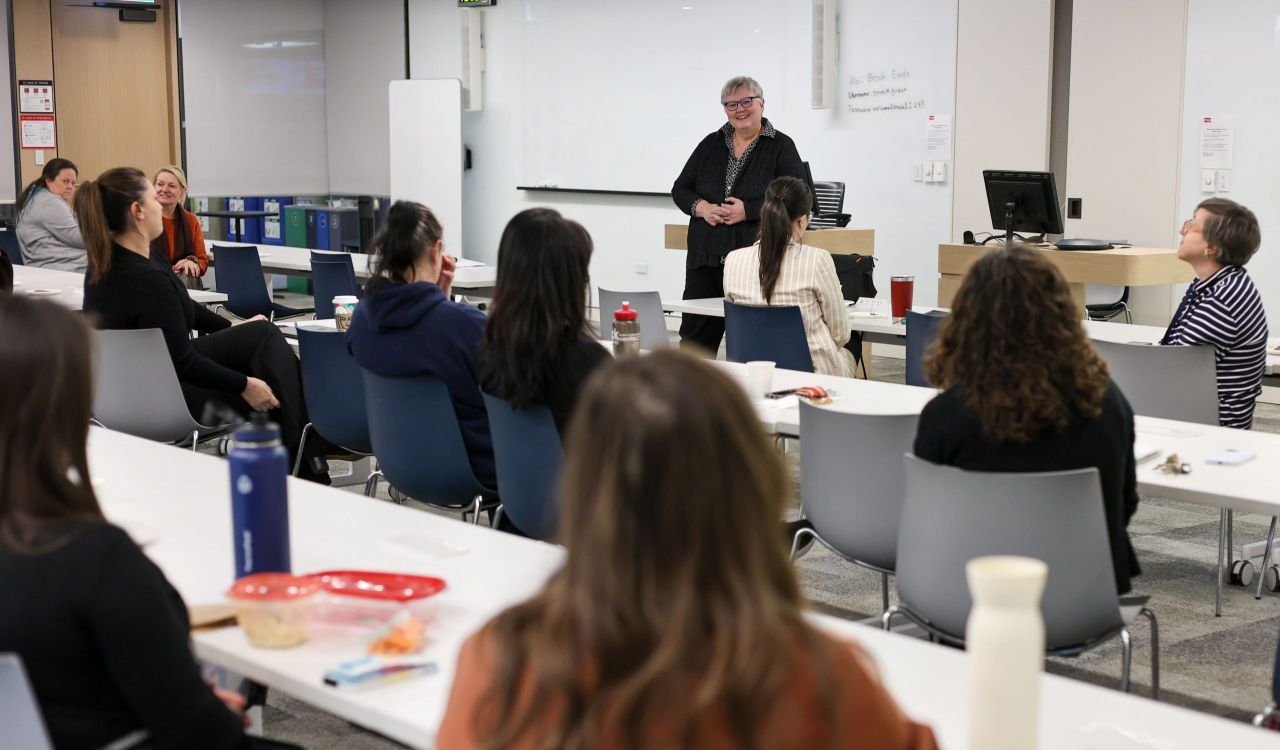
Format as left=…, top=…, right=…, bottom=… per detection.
left=408, top=0, right=958, bottom=308
left=1179, top=0, right=1280, bottom=330
left=179, top=0, right=329, bottom=196
left=950, top=0, right=1054, bottom=240
left=322, top=0, right=403, bottom=196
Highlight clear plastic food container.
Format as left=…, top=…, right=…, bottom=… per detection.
left=226, top=573, right=320, bottom=649
left=308, top=570, right=446, bottom=628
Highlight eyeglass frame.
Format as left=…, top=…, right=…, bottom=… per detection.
left=1181, top=218, right=1204, bottom=235
left=721, top=96, right=762, bottom=111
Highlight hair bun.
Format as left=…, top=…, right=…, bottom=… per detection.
left=386, top=201, right=420, bottom=233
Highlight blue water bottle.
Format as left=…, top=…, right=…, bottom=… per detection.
left=228, top=412, right=291, bottom=578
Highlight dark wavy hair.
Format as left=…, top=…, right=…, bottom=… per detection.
left=757, top=176, right=812, bottom=302
left=924, top=244, right=1111, bottom=443
left=366, top=200, right=444, bottom=290
left=15, top=157, right=77, bottom=216
left=474, top=350, right=838, bottom=750
left=478, top=208, right=593, bottom=409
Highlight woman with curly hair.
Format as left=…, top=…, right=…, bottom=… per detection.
left=913, top=244, right=1141, bottom=594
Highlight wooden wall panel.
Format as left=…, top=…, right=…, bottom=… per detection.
left=11, top=0, right=54, bottom=188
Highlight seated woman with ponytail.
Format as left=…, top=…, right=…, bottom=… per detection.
left=79, top=168, right=330, bottom=484
left=345, top=200, right=496, bottom=488
left=723, top=176, right=856, bottom=377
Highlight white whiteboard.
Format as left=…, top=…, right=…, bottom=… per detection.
left=1179, top=0, right=1280, bottom=329
left=389, top=80, right=465, bottom=258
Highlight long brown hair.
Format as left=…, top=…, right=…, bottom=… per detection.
left=14, top=157, right=77, bottom=216
left=73, top=167, right=150, bottom=283
left=0, top=295, right=103, bottom=552
left=478, top=208, right=593, bottom=408
left=366, top=200, right=443, bottom=290
left=475, top=350, right=836, bottom=750
left=757, top=176, right=811, bottom=302
left=925, top=244, right=1110, bottom=442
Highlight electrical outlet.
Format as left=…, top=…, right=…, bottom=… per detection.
left=1216, top=169, right=1231, bottom=192
left=913, top=162, right=923, bottom=182
left=635, top=262, right=649, bottom=275
left=33, top=150, right=45, bottom=166
left=932, top=161, right=947, bottom=183
left=1067, top=198, right=1083, bottom=220
left=1200, top=169, right=1216, bottom=193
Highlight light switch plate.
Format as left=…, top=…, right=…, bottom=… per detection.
left=932, top=161, right=947, bottom=183
left=1216, top=169, right=1231, bottom=192
left=913, top=162, right=923, bottom=182
left=922, top=161, right=935, bottom=182
left=33, top=150, right=45, bottom=166
left=1200, top=169, right=1216, bottom=193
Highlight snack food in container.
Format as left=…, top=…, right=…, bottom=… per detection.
left=309, top=570, right=446, bottom=628
left=226, top=573, right=320, bottom=648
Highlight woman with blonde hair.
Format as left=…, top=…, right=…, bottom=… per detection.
left=914, top=244, right=1141, bottom=594
left=439, top=350, right=936, bottom=749
left=151, top=165, right=209, bottom=288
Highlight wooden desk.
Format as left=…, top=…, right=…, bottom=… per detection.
left=937, top=243, right=1186, bottom=308
left=664, top=224, right=875, bottom=255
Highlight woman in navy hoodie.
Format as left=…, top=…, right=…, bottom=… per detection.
left=345, top=201, right=494, bottom=488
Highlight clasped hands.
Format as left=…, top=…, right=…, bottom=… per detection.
left=696, top=197, right=746, bottom=226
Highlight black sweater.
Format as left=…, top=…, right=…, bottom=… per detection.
left=671, top=122, right=805, bottom=269
left=0, top=521, right=246, bottom=749
left=913, top=382, right=1142, bottom=594
left=84, top=244, right=246, bottom=394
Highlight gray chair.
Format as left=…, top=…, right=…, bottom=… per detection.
left=793, top=401, right=918, bottom=613
left=91, top=328, right=232, bottom=451
left=885, top=455, right=1160, bottom=697
left=0, top=654, right=53, bottom=750
left=1092, top=339, right=1251, bottom=612
left=598, top=288, right=669, bottom=350
left=809, top=180, right=851, bottom=229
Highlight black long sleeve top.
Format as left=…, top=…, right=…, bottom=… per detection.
left=913, top=381, right=1142, bottom=595
left=84, top=244, right=246, bottom=394
left=0, top=521, right=247, bottom=749
left=671, top=119, right=805, bottom=269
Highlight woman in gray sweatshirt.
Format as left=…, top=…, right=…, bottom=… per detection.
left=15, top=158, right=86, bottom=273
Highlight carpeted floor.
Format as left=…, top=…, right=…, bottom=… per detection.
left=253, top=353, right=1280, bottom=748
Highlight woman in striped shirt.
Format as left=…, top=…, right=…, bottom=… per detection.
left=723, top=176, right=856, bottom=376
left=1161, top=198, right=1268, bottom=429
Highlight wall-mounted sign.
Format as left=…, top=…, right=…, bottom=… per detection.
left=19, top=80, right=54, bottom=114
left=20, top=114, right=57, bottom=149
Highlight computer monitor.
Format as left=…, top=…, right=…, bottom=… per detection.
left=982, top=170, right=1063, bottom=244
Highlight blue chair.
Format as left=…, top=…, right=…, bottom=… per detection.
left=362, top=370, right=499, bottom=521
left=212, top=244, right=313, bottom=321
left=0, top=230, right=22, bottom=266
left=723, top=301, right=814, bottom=372
left=481, top=392, right=563, bottom=541
left=295, top=326, right=379, bottom=494
left=310, top=255, right=358, bottom=320
left=905, top=310, right=947, bottom=387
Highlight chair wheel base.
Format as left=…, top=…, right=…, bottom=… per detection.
left=1263, top=565, right=1280, bottom=594
left=1229, top=559, right=1255, bottom=587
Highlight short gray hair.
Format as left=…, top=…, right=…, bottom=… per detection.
left=720, top=76, right=763, bottom=102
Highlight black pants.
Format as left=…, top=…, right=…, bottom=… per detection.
left=182, top=320, right=330, bottom=483
left=679, top=264, right=725, bottom=355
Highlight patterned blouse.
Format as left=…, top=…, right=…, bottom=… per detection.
left=1160, top=265, right=1269, bottom=429
left=688, top=118, right=778, bottom=216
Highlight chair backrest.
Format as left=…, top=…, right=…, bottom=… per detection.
left=0, top=230, right=22, bottom=266
left=905, top=310, right=948, bottom=387
left=798, top=402, right=918, bottom=571
left=597, top=289, right=669, bottom=350
left=897, top=454, right=1125, bottom=650
left=310, top=257, right=358, bottom=320
left=1085, top=284, right=1128, bottom=306
left=481, top=392, right=563, bottom=541
left=0, top=654, right=53, bottom=750
left=809, top=181, right=846, bottom=229
left=1092, top=340, right=1218, bottom=425
left=211, top=244, right=273, bottom=318
left=92, top=328, right=204, bottom=443
left=296, top=326, right=372, bottom=453
left=723, top=301, right=814, bottom=372
left=362, top=369, right=489, bottom=507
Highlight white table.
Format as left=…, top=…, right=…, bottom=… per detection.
left=206, top=242, right=497, bottom=294
left=85, top=426, right=1278, bottom=748
left=13, top=265, right=227, bottom=310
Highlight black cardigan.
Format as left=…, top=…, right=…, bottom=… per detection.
left=913, top=381, right=1142, bottom=595
left=0, top=521, right=247, bottom=749
left=671, top=122, right=805, bottom=269
left=83, top=244, right=245, bottom=394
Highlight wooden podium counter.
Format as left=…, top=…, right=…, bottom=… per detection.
left=665, top=225, right=874, bottom=255
left=937, top=243, right=1186, bottom=308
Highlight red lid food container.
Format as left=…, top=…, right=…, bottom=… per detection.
left=308, top=570, right=447, bottom=627
left=226, top=573, right=320, bottom=648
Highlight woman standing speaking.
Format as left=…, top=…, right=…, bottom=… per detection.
left=672, top=76, right=806, bottom=354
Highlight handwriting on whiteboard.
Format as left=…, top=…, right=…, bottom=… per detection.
left=846, top=70, right=924, bottom=114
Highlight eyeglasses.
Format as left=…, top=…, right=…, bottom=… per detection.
left=722, top=96, right=760, bottom=111
left=1181, top=218, right=1203, bottom=235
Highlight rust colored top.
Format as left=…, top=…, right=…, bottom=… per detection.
left=437, top=625, right=938, bottom=750
left=159, top=209, right=208, bottom=274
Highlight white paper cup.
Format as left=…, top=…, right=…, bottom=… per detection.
left=745, top=361, right=775, bottom=399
